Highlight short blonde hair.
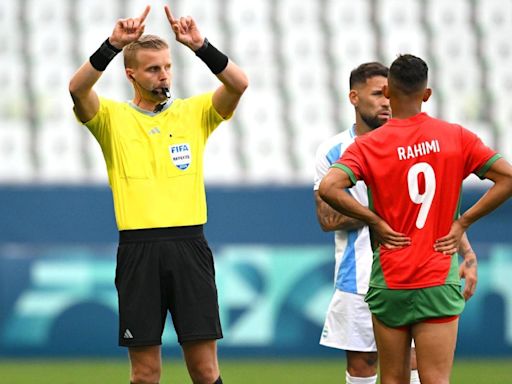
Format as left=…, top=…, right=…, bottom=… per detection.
left=123, top=35, right=169, bottom=68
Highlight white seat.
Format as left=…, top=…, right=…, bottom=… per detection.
left=204, top=126, right=242, bottom=185
left=325, top=0, right=372, bottom=33
left=288, top=94, right=335, bottom=138
left=181, top=64, right=220, bottom=96
left=330, top=29, right=377, bottom=69
left=36, top=121, right=86, bottom=183
left=481, top=32, right=512, bottom=71
left=76, top=0, right=117, bottom=27
left=475, top=0, right=512, bottom=33
left=430, top=28, right=477, bottom=65
left=28, top=27, right=72, bottom=65
left=433, top=62, right=481, bottom=122
left=381, top=29, right=428, bottom=64
left=230, top=30, right=276, bottom=68
left=26, top=0, right=70, bottom=27
left=277, top=0, right=321, bottom=33
left=242, top=130, right=292, bottom=185
left=283, top=62, right=330, bottom=104
left=0, top=122, right=34, bottom=182
left=226, top=0, right=272, bottom=34
left=375, top=0, right=421, bottom=33
left=426, top=0, right=470, bottom=32
left=241, top=65, right=279, bottom=92
left=174, top=0, right=224, bottom=44
left=83, top=132, right=109, bottom=184
left=236, top=90, right=292, bottom=184
left=281, top=27, right=325, bottom=65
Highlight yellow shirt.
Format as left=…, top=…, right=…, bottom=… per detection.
left=84, top=93, right=227, bottom=230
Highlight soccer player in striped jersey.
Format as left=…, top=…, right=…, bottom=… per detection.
left=314, top=62, right=477, bottom=384
left=69, top=4, right=248, bottom=384
left=319, top=54, right=512, bottom=384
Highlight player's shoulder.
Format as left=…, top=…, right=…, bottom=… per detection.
left=316, top=128, right=354, bottom=155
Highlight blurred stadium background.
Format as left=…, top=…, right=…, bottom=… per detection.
left=1, top=0, right=512, bottom=382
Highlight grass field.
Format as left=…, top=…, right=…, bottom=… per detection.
left=0, top=358, right=511, bottom=383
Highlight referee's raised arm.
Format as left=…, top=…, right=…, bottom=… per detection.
left=164, top=5, right=248, bottom=119
left=68, top=5, right=150, bottom=123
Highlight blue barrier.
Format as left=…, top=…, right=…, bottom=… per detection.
left=0, top=187, right=511, bottom=357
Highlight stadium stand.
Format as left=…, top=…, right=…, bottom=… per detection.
left=1, top=0, right=511, bottom=184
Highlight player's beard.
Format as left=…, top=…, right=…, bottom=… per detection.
left=361, top=112, right=387, bottom=130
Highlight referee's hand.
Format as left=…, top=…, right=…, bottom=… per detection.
left=165, top=5, right=204, bottom=51
left=110, top=5, right=151, bottom=49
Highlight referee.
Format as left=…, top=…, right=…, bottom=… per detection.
left=69, top=5, right=248, bottom=384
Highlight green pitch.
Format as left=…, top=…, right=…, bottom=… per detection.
left=0, top=358, right=511, bottom=383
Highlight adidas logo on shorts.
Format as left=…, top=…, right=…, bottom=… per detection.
left=123, top=329, right=134, bottom=339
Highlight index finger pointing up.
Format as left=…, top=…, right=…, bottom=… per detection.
left=139, top=5, right=150, bottom=22
left=164, top=5, right=176, bottom=23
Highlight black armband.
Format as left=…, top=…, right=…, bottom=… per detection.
left=194, top=38, right=229, bottom=75
left=89, top=38, right=122, bottom=71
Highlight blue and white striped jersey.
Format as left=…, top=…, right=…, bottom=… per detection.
left=313, top=126, right=372, bottom=295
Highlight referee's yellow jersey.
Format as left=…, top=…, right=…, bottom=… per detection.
left=82, top=92, right=228, bottom=230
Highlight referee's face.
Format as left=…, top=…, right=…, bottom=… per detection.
left=354, top=76, right=391, bottom=130
left=131, top=48, right=172, bottom=101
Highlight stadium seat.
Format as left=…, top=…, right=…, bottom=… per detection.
left=329, top=28, right=377, bottom=69
left=481, top=32, right=512, bottom=72
left=375, top=0, right=422, bottom=32
left=475, top=0, right=512, bottom=34
left=226, top=0, right=271, bottom=34
left=380, top=29, right=428, bottom=64
left=280, top=26, right=325, bottom=66
left=325, top=0, right=372, bottom=32
left=174, top=0, right=224, bottom=44
left=430, top=28, right=477, bottom=66
left=76, top=0, right=117, bottom=28
left=230, top=30, right=276, bottom=68
left=26, top=0, right=70, bottom=27
left=204, top=127, right=243, bottom=185
left=426, top=0, right=470, bottom=32
left=277, top=0, right=321, bottom=33
left=83, top=133, right=109, bottom=184
left=0, top=122, right=34, bottom=182
left=36, top=121, right=86, bottom=183
left=282, top=63, right=330, bottom=104
left=433, top=62, right=482, bottom=123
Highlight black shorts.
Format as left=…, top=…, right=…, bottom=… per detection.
left=115, top=225, right=223, bottom=347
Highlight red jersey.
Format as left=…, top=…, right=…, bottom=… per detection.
left=335, top=113, right=501, bottom=289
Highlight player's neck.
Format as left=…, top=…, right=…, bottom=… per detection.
left=390, top=100, right=422, bottom=120
left=354, top=118, right=373, bottom=137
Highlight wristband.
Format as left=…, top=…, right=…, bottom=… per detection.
left=194, top=38, right=229, bottom=75
left=89, top=38, right=122, bottom=71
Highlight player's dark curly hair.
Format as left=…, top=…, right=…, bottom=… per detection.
left=349, top=62, right=388, bottom=89
left=389, top=54, right=428, bottom=94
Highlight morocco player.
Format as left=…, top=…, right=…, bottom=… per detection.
left=319, top=54, right=512, bottom=384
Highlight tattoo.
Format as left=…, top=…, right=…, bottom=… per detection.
left=365, top=355, right=378, bottom=367
left=465, top=259, right=476, bottom=268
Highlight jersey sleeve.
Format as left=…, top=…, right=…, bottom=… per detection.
left=81, top=97, right=114, bottom=148
left=334, top=141, right=366, bottom=186
left=313, top=141, right=332, bottom=191
left=460, top=127, right=502, bottom=179
left=188, top=92, right=231, bottom=138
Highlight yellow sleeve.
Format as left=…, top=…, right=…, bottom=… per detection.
left=187, top=92, right=232, bottom=137
left=83, top=97, right=116, bottom=148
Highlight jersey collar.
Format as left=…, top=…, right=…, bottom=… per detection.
left=128, top=98, right=174, bottom=116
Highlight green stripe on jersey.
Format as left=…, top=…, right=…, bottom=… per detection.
left=476, top=153, right=502, bottom=179
left=331, top=164, right=357, bottom=185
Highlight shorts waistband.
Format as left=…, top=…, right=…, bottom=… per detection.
left=119, top=225, right=204, bottom=243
